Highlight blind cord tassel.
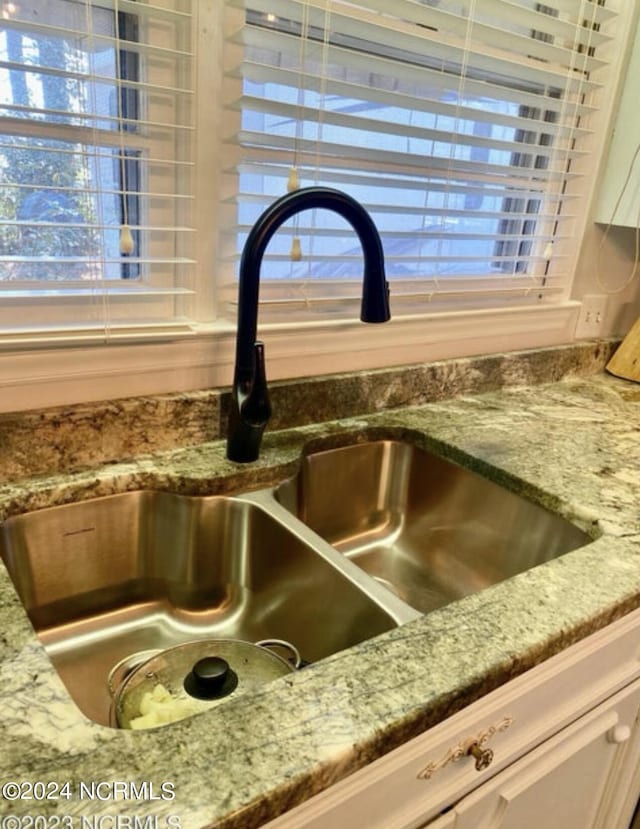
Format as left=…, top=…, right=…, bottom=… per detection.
left=119, top=225, right=135, bottom=256
left=287, top=168, right=302, bottom=259
left=290, top=236, right=302, bottom=261
left=287, top=167, right=300, bottom=192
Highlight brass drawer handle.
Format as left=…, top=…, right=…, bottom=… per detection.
left=417, top=715, right=513, bottom=780
left=468, top=742, right=494, bottom=771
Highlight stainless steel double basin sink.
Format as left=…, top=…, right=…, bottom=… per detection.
left=0, top=439, right=592, bottom=726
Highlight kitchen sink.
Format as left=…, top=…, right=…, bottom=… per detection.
left=0, top=491, right=404, bottom=726
left=275, top=440, right=592, bottom=614
left=0, top=438, right=595, bottom=727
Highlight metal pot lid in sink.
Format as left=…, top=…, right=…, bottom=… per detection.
left=111, top=638, right=300, bottom=730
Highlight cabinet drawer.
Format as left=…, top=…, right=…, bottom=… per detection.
left=263, top=608, right=640, bottom=829
left=422, top=676, right=640, bottom=829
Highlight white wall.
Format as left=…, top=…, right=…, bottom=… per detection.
left=573, top=223, right=640, bottom=336
left=572, top=8, right=640, bottom=338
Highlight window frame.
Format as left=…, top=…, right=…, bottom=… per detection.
left=215, top=3, right=629, bottom=324
left=0, top=0, right=197, bottom=336
left=0, top=1, right=636, bottom=413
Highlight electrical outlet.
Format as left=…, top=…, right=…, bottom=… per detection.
left=575, top=294, right=608, bottom=339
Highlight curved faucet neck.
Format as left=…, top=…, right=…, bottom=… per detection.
left=235, top=186, right=389, bottom=375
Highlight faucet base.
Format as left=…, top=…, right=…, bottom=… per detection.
left=226, top=419, right=267, bottom=463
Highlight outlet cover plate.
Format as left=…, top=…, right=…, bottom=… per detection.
left=575, top=294, right=608, bottom=339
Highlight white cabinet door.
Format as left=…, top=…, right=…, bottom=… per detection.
left=421, top=677, right=640, bottom=829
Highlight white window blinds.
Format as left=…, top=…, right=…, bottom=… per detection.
left=0, top=0, right=196, bottom=343
left=221, top=0, right=624, bottom=319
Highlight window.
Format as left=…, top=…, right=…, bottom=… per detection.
left=0, top=0, right=195, bottom=341
left=0, top=1, right=634, bottom=409
left=220, top=0, right=625, bottom=320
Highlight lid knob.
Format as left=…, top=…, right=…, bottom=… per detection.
left=184, top=656, right=238, bottom=700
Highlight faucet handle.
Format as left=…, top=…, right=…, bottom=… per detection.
left=226, top=341, right=272, bottom=463
left=244, top=341, right=272, bottom=426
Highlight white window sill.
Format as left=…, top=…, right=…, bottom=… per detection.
left=0, top=302, right=582, bottom=413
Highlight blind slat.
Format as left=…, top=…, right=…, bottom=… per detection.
left=0, top=103, right=194, bottom=133
left=231, top=147, right=584, bottom=198
left=238, top=94, right=588, bottom=163
left=0, top=141, right=195, bottom=167
left=233, top=226, right=572, bottom=241
left=0, top=257, right=196, bottom=265
left=0, top=118, right=191, bottom=161
left=4, top=182, right=194, bottom=200
left=233, top=173, right=579, bottom=206
left=234, top=131, right=584, bottom=185
left=239, top=285, right=564, bottom=305
left=0, top=286, right=195, bottom=297
left=234, top=22, right=604, bottom=96
left=358, top=0, right=611, bottom=51
left=1, top=18, right=194, bottom=61
left=0, top=221, right=196, bottom=233
left=224, top=253, right=564, bottom=265
left=0, top=60, right=194, bottom=99
left=233, top=0, right=609, bottom=80
left=234, top=25, right=604, bottom=101
left=235, top=60, right=598, bottom=134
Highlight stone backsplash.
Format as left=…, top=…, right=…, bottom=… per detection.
left=0, top=339, right=618, bottom=483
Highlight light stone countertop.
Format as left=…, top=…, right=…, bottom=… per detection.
left=1, top=368, right=639, bottom=829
